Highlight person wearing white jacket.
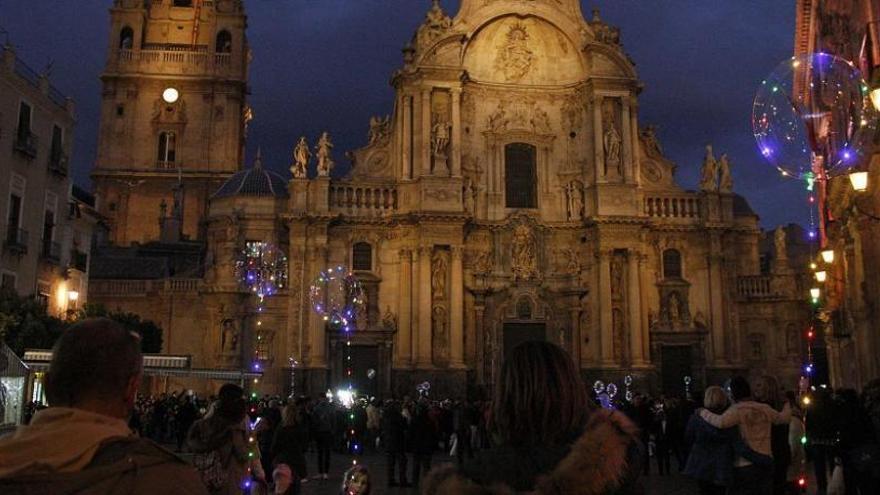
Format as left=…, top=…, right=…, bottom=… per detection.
left=699, top=376, right=791, bottom=495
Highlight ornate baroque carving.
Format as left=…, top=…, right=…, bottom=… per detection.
left=511, top=224, right=539, bottom=280
left=495, top=23, right=534, bottom=82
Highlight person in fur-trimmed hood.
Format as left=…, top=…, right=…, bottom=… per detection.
left=422, top=341, right=644, bottom=495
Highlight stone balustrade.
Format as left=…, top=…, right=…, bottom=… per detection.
left=329, top=184, right=398, bottom=216
left=90, top=278, right=201, bottom=295
left=644, top=194, right=701, bottom=220
left=112, top=48, right=238, bottom=77
left=736, top=275, right=776, bottom=299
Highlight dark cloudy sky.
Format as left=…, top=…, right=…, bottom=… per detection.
left=2, top=0, right=807, bottom=229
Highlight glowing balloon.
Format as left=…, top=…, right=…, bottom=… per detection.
left=234, top=242, right=288, bottom=297
left=752, top=52, right=877, bottom=180
left=309, top=266, right=364, bottom=326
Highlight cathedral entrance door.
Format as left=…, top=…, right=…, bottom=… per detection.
left=503, top=323, right=546, bottom=361
left=660, top=345, right=693, bottom=397
left=332, top=344, right=380, bottom=399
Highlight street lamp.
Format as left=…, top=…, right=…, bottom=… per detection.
left=67, top=290, right=79, bottom=303
left=820, top=249, right=835, bottom=264
left=162, top=87, right=179, bottom=104
left=871, top=87, right=880, bottom=112
left=849, top=171, right=869, bottom=192
left=810, top=287, right=821, bottom=301
left=815, top=271, right=827, bottom=283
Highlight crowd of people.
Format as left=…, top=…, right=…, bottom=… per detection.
left=0, top=317, right=879, bottom=495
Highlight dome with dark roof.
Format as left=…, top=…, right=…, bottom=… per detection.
left=213, top=151, right=289, bottom=199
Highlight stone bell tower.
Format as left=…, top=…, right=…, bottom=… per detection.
left=92, top=0, right=249, bottom=245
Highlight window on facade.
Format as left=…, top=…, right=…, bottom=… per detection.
left=505, top=143, right=537, bottom=208
left=50, top=125, right=64, bottom=164
left=663, top=249, right=682, bottom=279
left=352, top=242, right=372, bottom=271
left=6, top=193, right=22, bottom=243
left=119, top=26, right=134, bottom=50
left=216, top=30, right=232, bottom=53
left=1, top=272, right=15, bottom=291
left=17, top=102, right=32, bottom=139
left=172, top=0, right=193, bottom=7
left=516, top=297, right=533, bottom=319
left=43, top=210, right=55, bottom=245
left=158, top=131, right=177, bottom=164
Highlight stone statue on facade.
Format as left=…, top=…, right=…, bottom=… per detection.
left=610, top=257, right=624, bottom=300
left=487, top=102, right=509, bottom=132
left=463, top=177, right=476, bottom=214
left=641, top=125, right=663, bottom=157
left=368, top=115, right=390, bottom=145
left=431, top=252, right=448, bottom=300
left=291, top=136, right=310, bottom=178
left=496, top=23, right=534, bottom=82
left=431, top=120, right=451, bottom=157
left=700, top=145, right=718, bottom=191
left=221, top=319, right=239, bottom=354
left=511, top=224, right=539, bottom=280
left=603, top=118, right=622, bottom=175
left=566, top=182, right=583, bottom=221
left=531, top=106, right=552, bottom=134
left=382, top=306, right=397, bottom=332
left=315, top=132, right=334, bottom=177
left=417, top=0, right=452, bottom=48
left=774, top=226, right=787, bottom=260
left=668, top=292, right=682, bottom=323
left=719, top=153, right=733, bottom=193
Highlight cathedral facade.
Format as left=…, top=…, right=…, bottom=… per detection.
left=90, top=0, right=810, bottom=398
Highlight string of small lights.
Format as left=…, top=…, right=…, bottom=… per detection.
left=234, top=241, right=288, bottom=493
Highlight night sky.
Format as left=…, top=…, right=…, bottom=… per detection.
left=2, top=0, right=807, bottom=230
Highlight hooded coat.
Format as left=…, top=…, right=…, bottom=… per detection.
left=0, top=407, right=207, bottom=495
left=421, top=409, right=644, bottom=495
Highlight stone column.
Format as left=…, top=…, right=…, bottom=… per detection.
left=396, top=249, right=413, bottom=367
left=622, top=100, right=633, bottom=182
left=473, top=293, right=486, bottom=384
left=308, top=245, right=329, bottom=368
left=707, top=235, right=727, bottom=364
left=569, top=307, right=581, bottom=365
left=411, top=247, right=420, bottom=364
left=450, top=246, right=465, bottom=367
left=593, top=96, right=605, bottom=182
left=629, top=97, right=641, bottom=186
left=598, top=250, right=614, bottom=365
left=451, top=89, right=462, bottom=176
left=417, top=245, right=433, bottom=367
left=421, top=90, right=432, bottom=176
left=638, top=252, right=651, bottom=363
left=402, top=95, right=412, bottom=180
left=628, top=251, right=647, bottom=366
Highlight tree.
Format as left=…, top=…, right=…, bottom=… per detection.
left=0, top=290, right=165, bottom=357
left=78, top=303, right=164, bottom=353
left=0, top=288, right=65, bottom=357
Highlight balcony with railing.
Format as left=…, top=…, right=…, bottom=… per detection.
left=89, top=278, right=201, bottom=296
left=4, top=227, right=29, bottom=255
left=48, top=148, right=69, bottom=176
left=40, top=239, right=62, bottom=264
left=112, top=44, right=239, bottom=77
left=329, top=183, right=398, bottom=217
left=13, top=129, right=38, bottom=158
left=644, top=193, right=701, bottom=220
left=736, top=275, right=778, bottom=299
left=156, top=160, right=178, bottom=170
left=70, top=250, right=89, bottom=272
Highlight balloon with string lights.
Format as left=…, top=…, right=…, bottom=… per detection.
left=309, top=266, right=365, bottom=326
left=752, top=52, right=878, bottom=181
left=234, top=242, right=289, bottom=296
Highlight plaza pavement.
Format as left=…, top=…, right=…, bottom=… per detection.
left=298, top=450, right=701, bottom=495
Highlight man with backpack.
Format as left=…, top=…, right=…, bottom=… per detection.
left=0, top=318, right=208, bottom=494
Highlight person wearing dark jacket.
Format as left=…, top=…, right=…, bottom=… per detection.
left=272, top=402, right=309, bottom=494
left=187, top=384, right=258, bottom=495
left=684, top=386, right=738, bottom=495
left=0, top=318, right=208, bottom=495
left=423, top=341, right=643, bottom=495
left=409, top=399, right=438, bottom=486
left=381, top=400, right=410, bottom=487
